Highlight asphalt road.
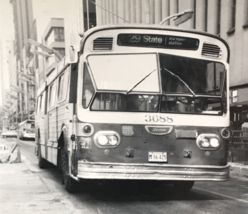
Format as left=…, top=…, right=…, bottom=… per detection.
left=8, top=138, right=248, bottom=214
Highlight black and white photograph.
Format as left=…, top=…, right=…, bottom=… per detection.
left=0, top=0, right=248, bottom=213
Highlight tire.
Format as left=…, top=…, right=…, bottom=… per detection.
left=38, top=146, right=48, bottom=169
left=173, top=181, right=194, bottom=192
left=61, top=147, right=79, bottom=193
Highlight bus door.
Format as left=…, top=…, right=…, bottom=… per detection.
left=36, top=92, right=47, bottom=158
left=56, top=67, right=72, bottom=165
left=47, top=81, right=58, bottom=165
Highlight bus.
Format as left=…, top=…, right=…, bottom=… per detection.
left=35, top=25, right=231, bottom=193
left=18, top=120, right=35, bottom=140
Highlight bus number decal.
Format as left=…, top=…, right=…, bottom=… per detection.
left=129, top=35, right=141, bottom=43
left=145, top=115, right=173, bottom=123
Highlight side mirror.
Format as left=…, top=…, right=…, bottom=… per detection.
left=68, top=45, right=79, bottom=63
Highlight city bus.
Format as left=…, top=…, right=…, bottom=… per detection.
left=18, top=120, right=35, bottom=140
left=35, top=25, right=231, bottom=193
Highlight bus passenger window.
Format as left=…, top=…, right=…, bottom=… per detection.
left=58, top=67, right=70, bottom=102
left=58, top=73, right=65, bottom=101
left=49, top=84, right=56, bottom=108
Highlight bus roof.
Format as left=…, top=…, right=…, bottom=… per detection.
left=80, top=24, right=230, bottom=62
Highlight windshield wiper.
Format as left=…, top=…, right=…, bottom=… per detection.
left=127, top=69, right=156, bottom=94
left=162, top=67, right=196, bottom=97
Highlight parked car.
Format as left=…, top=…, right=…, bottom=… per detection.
left=1, top=130, right=17, bottom=138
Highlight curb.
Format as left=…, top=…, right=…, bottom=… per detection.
left=229, top=163, right=248, bottom=180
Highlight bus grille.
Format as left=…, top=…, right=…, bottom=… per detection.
left=201, top=43, right=222, bottom=58
left=93, top=37, right=113, bottom=50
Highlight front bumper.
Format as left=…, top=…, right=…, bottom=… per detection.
left=77, top=161, right=230, bottom=181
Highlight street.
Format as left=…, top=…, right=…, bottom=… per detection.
left=0, top=137, right=247, bottom=214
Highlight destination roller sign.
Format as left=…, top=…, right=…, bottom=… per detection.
left=117, top=33, right=199, bottom=50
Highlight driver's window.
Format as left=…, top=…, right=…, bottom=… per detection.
left=82, top=63, right=95, bottom=108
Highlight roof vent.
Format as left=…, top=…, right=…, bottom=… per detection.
left=93, top=37, right=113, bottom=50
left=202, top=43, right=222, bottom=58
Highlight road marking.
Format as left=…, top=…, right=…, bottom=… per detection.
left=194, top=187, right=248, bottom=204
left=20, top=140, right=35, bottom=147
left=238, top=185, right=248, bottom=190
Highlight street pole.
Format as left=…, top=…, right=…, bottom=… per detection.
left=159, top=9, right=194, bottom=26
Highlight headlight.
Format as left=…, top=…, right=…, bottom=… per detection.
left=200, top=138, right=210, bottom=147
left=98, top=135, right=108, bottom=145
left=94, top=131, right=120, bottom=148
left=196, top=134, right=220, bottom=150
left=108, top=135, right=118, bottom=145
left=210, top=138, right=219, bottom=147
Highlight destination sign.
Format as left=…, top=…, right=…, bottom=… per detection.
left=117, top=34, right=199, bottom=50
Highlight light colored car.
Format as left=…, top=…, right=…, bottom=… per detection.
left=1, top=130, right=18, bottom=138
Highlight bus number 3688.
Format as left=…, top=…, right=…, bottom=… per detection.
left=145, top=115, right=174, bottom=123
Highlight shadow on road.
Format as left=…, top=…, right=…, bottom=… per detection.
left=46, top=167, right=221, bottom=203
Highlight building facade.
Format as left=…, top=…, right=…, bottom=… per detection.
left=42, top=18, right=65, bottom=80
left=64, top=0, right=96, bottom=51
left=9, top=0, right=35, bottom=123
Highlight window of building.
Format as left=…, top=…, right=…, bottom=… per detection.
left=175, top=0, right=179, bottom=13
left=204, top=0, right=208, bottom=32
left=54, top=27, right=64, bottom=42
left=216, top=0, right=221, bottom=35
left=83, top=0, right=96, bottom=31
left=193, top=0, right=196, bottom=29
left=227, top=0, right=236, bottom=35
left=243, top=0, right=248, bottom=28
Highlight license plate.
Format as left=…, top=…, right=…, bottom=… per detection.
left=148, top=152, right=167, bottom=162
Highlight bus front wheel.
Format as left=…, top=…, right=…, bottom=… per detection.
left=61, top=148, right=79, bottom=193
left=38, top=147, right=48, bottom=169
left=173, top=181, right=194, bottom=192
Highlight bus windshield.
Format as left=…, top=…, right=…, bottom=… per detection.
left=160, top=54, right=226, bottom=96
left=85, top=53, right=227, bottom=114
left=87, top=53, right=160, bottom=93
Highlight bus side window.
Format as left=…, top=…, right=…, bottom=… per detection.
left=40, top=95, right=43, bottom=113
left=36, top=96, right=40, bottom=114
left=49, top=83, right=57, bottom=108
left=83, top=63, right=95, bottom=108
left=58, top=73, right=65, bottom=101
left=40, top=93, right=46, bottom=113
left=62, top=68, right=70, bottom=100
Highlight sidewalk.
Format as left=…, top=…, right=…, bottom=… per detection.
left=0, top=162, right=77, bottom=214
